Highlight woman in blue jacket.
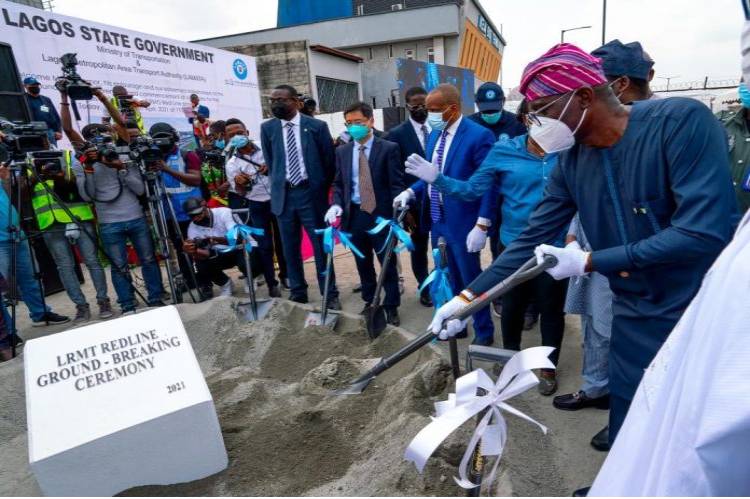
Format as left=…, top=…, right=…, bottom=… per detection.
left=408, top=110, right=568, bottom=395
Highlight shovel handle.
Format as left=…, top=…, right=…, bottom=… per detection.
left=451, top=255, right=558, bottom=321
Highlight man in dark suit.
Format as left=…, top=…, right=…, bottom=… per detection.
left=394, top=84, right=497, bottom=345
left=326, top=102, right=405, bottom=324
left=384, top=86, right=433, bottom=307
left=261, top=84, right=340, bottom=308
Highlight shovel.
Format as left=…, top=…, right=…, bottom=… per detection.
left=335, top=254, right=558, bottom=395
left=236, top=241, right=273, bottom=321
left=304, top=226, right=339, bottom=329
left=366, top=207, right=408, bottom=339
left=435, top=237, right=462, bottom=380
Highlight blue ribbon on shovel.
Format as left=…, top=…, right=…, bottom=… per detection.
left=367, top=216, right=415, bottom=254
left=315, top=226, right=364, bottom=258
left=223, top=224, right=265, bottom=252
left=418, top=248, right=453, bottom=309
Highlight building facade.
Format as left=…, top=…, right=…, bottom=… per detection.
left=195, top=0, right=505, bottom=109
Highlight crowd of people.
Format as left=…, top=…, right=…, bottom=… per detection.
left=1, top=35, right=748, bottom=490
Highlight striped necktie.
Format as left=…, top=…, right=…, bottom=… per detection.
left=285, top=122, right=303, bottom=185
left=420, top=125, right=429, bottom=150
left=430, top=130, right=449, bottom=223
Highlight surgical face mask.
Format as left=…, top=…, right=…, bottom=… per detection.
left=271, top=101, right=294, bottom=120
left=481, top=111, right=502, bottom=125
left=214, top=139, right=225, bottom=149
left=427, top=109, right=451, bottom=131
left=346, top=124, right=370, bottom=141
left=408, top=105, right=428, bottom=123
left=739, top=83, right=750, bottom=109
left=608, top=78, right=628, bottom=103
left=27, top=86, right=40, bottom=96
left=230, top=135, right=249, bottom=149
left=528, top=92, right=587, bottom=154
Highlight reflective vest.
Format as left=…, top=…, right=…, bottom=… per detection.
left=110, top=96, right=145, bottom=133
left=162, top=150, right=202, bottom=222
left=30, top=150, right=95, bottom=230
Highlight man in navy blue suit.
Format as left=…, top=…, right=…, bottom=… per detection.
left=384, top=86, right=433, bottom=307
left=260, top=84, right=340, bottom=308
left=326, top=102, right=405, bottom=324
left=393, top=84, right=497, bottom=345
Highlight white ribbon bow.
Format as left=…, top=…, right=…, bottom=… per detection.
left=404, top=346, right=555, bottom=493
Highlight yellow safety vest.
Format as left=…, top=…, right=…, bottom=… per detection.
left=30, top=150, right=95, bottom=230
left=110, top=96, right=145, bottom=133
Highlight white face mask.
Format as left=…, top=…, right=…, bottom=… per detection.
left=528, top=92, right=587, bottom=154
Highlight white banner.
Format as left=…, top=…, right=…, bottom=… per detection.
left=0, top=0, right=262, bottom=144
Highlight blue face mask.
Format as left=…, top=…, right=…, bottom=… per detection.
left=230, top=135, right=249, bottom=149
left=214, top=139, right=225, bottom=149
left=427, top=111, right=447, bottom=131
left=739, top=84, right=750, bottom=108
left=481, top=111, right=502, bottom=125
left=347, top=124, right=370, bottom=141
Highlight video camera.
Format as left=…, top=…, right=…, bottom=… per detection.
left=200, top=148, right=225, bottom=167
left=193, top=237, right=212, bottom=250
left=55, top=53, right=93, bottom=101
left=29, top=150, right=65, bottom=174
left=0, top=120, right=49, bottom=164
left=128, top=135, right=166, bottom=165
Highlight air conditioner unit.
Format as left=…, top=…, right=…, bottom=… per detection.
left=391, top=3, right=404, bottom=11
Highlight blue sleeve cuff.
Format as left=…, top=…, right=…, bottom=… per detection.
left=591, top=245, right=631, bottom=273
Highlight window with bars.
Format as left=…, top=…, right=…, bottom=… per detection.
left=316, top=77, right=360, bottom=114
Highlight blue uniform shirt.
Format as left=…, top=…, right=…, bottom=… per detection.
left=468, top=97, right=738, bottom=402
left=24, top=94, right=61, bottom=134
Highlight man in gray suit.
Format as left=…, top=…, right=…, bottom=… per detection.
left=260, top=84, right=340, bottom=307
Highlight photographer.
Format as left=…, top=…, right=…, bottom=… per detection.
left=59, top=83, right=130, bottom=148
left=0, top=159, right=70, bottom=327
left=147, top=123, right=202, bottom=290
left=225, top=118, right=281, bottom=297
left=25, top=134, right=113, bottom=323
left=181, top=197, right=248, bottom=298
left=199, top=120, right=229, bottom=207
left=111, top=86, right=150, bottom=134
left=73, top=124, right=165, bottom=315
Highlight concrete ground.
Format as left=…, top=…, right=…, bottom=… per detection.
left=7, top=243, right=608, bottom=495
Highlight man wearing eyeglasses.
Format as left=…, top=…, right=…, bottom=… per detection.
left=427, top=43, right=737, bottom=455
left=260, top=84, right=340, bottom=309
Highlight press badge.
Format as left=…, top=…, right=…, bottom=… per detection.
left=40, top=105, right=50, bottom=113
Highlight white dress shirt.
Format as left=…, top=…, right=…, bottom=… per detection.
left=280, top=112, right=308, bottom=182
left=428, top=115, right=463, bottom=204
left=225, top=149, right=272, bottom=203
left=409, top=117, right=431, bottom=152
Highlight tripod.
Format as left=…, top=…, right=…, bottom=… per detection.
left=141, top=167, right=198, bottom=305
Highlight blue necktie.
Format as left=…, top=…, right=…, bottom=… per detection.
left=430, top=130, right=449, bottom=223
left=286, top=122, right=303, bottom=185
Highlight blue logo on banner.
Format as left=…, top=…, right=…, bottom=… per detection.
left=232, top=59, right=248, bottom=80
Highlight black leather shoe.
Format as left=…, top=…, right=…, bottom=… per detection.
left=290, top=295, right=309, bottom=304
left=268, top=285, right=281, bottom=298
left=385, top=308, right=400, bottom=326
left=553, top=391, right=610, bottom=411
left=572, top=486, right=590, bottom=497
left=328, top=297, right=342, bottom=311
left=419, top=294, right=433, bottom=307
left=471, top=336, right=494, bottom=347
left=590, top=425, right=610, bottom=452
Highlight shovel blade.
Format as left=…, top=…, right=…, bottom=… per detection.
left=366, top=306, right=387, bottom=340
left=236, top=299, right=274, bottom=322
left=304, top=311, right=339, bottom=329
left=333, top=375, right=374, bottom=396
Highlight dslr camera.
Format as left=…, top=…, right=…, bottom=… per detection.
left=0, top=120, right=49, bottom=165
left=55, top=53, right=93, bottom=101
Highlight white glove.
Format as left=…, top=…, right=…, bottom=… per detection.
left=324, top=204, right=343, bottom=225
left=429, top=295, right=470, bottom=340
left=565, top=239, right=582, bottom=251
left=393, top=189, right=415, bottom=209
left=534, top=243, right=589, bottom=280
left=466, top=225, right=488, bottom=253
left=405, top=153, right=438, bottom=183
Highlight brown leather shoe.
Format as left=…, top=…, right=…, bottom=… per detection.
left=538, top=369, right=558, bottom=396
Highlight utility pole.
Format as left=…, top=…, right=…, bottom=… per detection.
left=602, top=0, right=607, bottom=44
left=658, top=75, right=680, bottom=92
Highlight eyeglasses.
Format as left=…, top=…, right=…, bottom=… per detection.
left=406, top=103, right=426, bottom=111
left=526, top=92, right=572, bottom=126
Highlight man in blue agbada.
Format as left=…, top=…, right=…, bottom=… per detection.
left=428, top=43, right=738, bottom=454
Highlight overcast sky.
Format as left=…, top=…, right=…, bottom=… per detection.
left=51, top=0, right=744, bottom=89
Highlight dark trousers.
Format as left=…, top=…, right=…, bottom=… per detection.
left=277, top=185, right=338, bottom=301
left=408, top=208, right=430, bottom=295
left=431, top=220, right=494, bottom=342
left=348, top=203, right=400, bottom=308
left=168, top=219, right=196, bottom=289
left=195, top=251, right=246, bottom=288
left=500, top=272, right=567, bottom=365
left=228, top=196, right=279, bottom=289
left=270, top=215, right=287, bottom=281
